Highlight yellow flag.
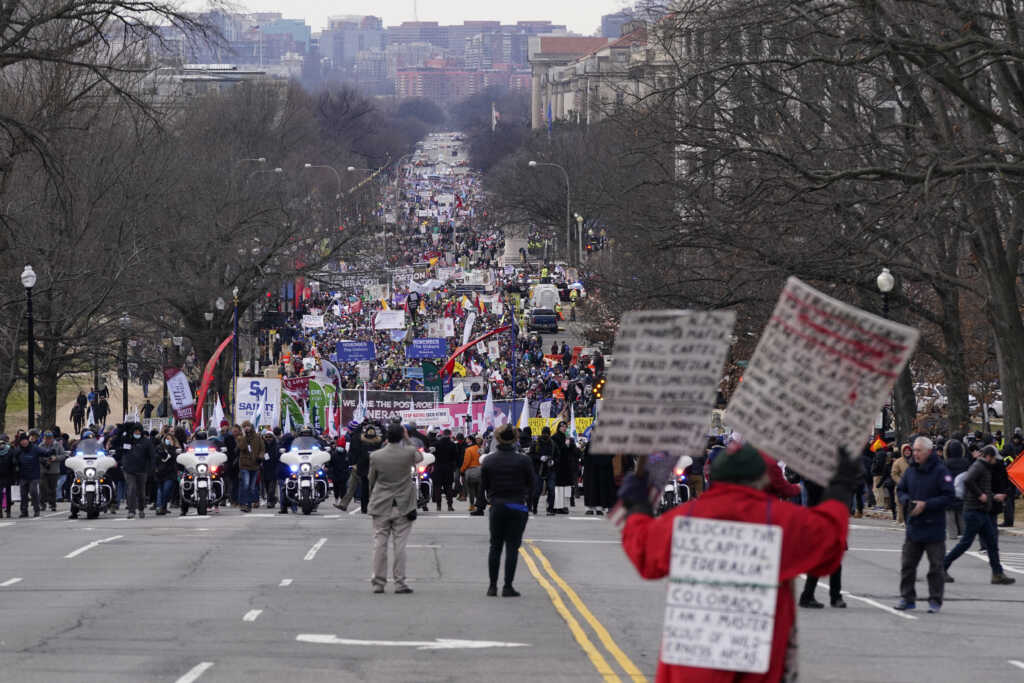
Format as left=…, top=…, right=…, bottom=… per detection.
left=453, top=361, right=467, bottom=377
left=380, top=299, right=389, bottom=310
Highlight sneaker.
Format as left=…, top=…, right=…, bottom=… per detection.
left=32, top=510, right=39, bottom=518
left=470, top=510, right=485, bottom=516
left=596, top=509, right=605, bottom=516
left=333, top=502, right=348, bottom=511
left=799, top=598, right=824, bottom=609
left=992, top=573, right=1017, bottom=585
left=372, top=585, right=385, bottom=594
left=486, top=585, right=498, bottom=597
left=585, top=509, right=595, bottom=515
left=127, top=512, right=135, bottom=519
left=853, top=511, right=863, bottom=518
left=944, top=571, right=955, bottom=583
left=395, top=586, right=414, bottom=594
left=501, top=585, right=521, bottom=597
left=278, top=509, right=288, bottom=514
left=831, top=598, right=847, bottom=608
left=927, top=600, right=941, bottom=613
left=893, top=600, right=916, bottom=611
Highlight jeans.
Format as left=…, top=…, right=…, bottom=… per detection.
left=238, top=469, right=259, bottom=506
left=900, top=539, right=945, bottom=604
left=19, top=479, right=40, bottom=514
left=156, top=479, right=176, bottom=510
left=464, top=467, right=482, bottom=508
left=944, top=509, right=1003, bottom=574
left=39, top=473, right=59, bottom=508
left=489, top=503, right=529, bottom=587
left=124, top=473, right=147, bottom=513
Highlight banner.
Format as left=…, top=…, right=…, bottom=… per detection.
left=403, top=366, right=425, bottom=379
left=281, top=375, right=313, bottom=425
left=339, top=390, right=437, bottom=424
left=163, top=367, right=195, bottom=421
left=726, top=277, right=919, bottom=485
left=398, top=408, right=453, bottom=428
left=308, top=379, right=336, bottom=431
left=336, top=341, right=377, bottom=362
left=374, top=310, right=406, bottom=330
left=407, top=338, right=448, bottom=359
left=462, top=311, right=477, bottom=346
left=234, top=378, right=282, bottom=429
left=301, top=314, right=325, bottom=329
left=194, top=334, right=234, bottom=425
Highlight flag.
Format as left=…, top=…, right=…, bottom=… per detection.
left=301, top=399, right=310, bottom=428
left=380, top=299, right=390, bottom=310
left=483, top=383, right=495, bottom=430
left=546, top=101, right=552, bottom=134
left=491, top=101, right=500, bottom=132
left=286, top=411, right=295, bottom=435
left=327, top=393, right=337, bottom=438
left=86, top=404, right=95, bottom=429
left=568, top=404, right=577, bottom=441
left=466, top=391, right=474, bottom=428
left=210, top=395, right=225, bottom=430
left=518, top=396, right=529, bottom=430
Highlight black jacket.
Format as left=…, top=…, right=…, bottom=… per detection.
left=123, top=435, right=157, bottom=475
left=481, top=444, right=536, bottom=506
left=434, top=437, right=459, bottom=474
left=154, top=443, right=178, bottom=481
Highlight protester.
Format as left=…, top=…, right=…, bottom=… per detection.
left=0, top=434, right=14, bottom=518
left=481, top=424, right=536, bottom=597
left=367, top=423, right=421, bottom=594
left=122, top=423, right=156, bottom=519
left=38, top=430, right=66, bottom=512
left=461, top=436, right=484, bottom=513
left=14, top=432, right=44, bottom=518
left=236, top=420, right=264, bottom=513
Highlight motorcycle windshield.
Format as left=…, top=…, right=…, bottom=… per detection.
left=282, top=438, right=330, bottom=467
left=66, top=454, right=117, bottom=475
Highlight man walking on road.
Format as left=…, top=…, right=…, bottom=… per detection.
left=14, top=433, right=44, bottom=517
left=895, top=436, right=955, bottom=612
left=123, top=423, right=156, bottom=519
left=943, top=445, right=1016, bottom=585
left=38, top=431, right=66, bottom=512
left=481, top=424, right=536, bottom=597
left=368, top=423, right=422, bottom=594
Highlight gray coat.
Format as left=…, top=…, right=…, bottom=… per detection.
left=40, top=440, right=66, bottom=475
left=367, top=442, right=423, bottom=518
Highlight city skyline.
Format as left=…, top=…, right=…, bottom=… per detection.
left=208, top=0, right=631, bottom=35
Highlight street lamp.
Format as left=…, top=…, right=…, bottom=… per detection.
left=247, top=167, right=284, bottom=183
left=232, top=286, right=240, bottom=414
left=528, top=160, right=571, bottom=264
left=20, top=265, right=36, bottom=429
left=119, top=313, right=130, bottom=422
left=574, top=213, right=584, bottom=266
left=303, top=163, right=342, bottom=199
left=204, top=311, right=214, bottom=329
left=877, top=267, right=896, bottom=437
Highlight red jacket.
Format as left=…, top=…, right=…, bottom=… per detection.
left=622, top=483, right=848, bottom=683
left=763, top=454, right=801, bottom=499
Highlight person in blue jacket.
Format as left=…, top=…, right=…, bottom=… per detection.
left=895, top=436, right=955, bottom=613
left=14, top=432, right=45, bottom=517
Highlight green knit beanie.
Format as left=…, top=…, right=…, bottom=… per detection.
left=710, top=443, right=767, bottom=483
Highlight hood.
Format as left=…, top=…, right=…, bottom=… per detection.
left=915, top=452, right=941, bottom=471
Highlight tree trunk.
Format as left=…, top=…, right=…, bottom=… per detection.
left=893, top=366, right=916, bottom=448
left=36, top=366, right=59, bottom=430
left=936, top=285, right=969, bottom=432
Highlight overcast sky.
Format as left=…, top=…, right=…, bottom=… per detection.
left=223, top=0, right=632, bottom=34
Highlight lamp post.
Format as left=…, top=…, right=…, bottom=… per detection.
left=303, top=163, right=342, bottom=199
left=877, top=267, right=896, bottom=437
left=161, top=338, right=171, bottom=422
left=528, top=160, right=571, bottom=264
left=574, top=213, right=584, bottom=266
left=119, top=313, right=130, bottom=422
left=20, top=265, right=36, bottom=429
left=232, top=286, right=239, bottom=414
left=247, top=167, right=284, bottom=184
left=204, top=311, right=214, bottom=329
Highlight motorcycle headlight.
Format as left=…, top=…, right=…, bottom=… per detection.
left=84, top=467, right=96, bottom=478
left=300, top=463, right=311, bottom=474
left=197, top=463, right=209, bottom=474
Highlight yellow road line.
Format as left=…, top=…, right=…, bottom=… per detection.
left=529, top=542, right=648, bottom=683
left=518, top=548, right=621, bottom=683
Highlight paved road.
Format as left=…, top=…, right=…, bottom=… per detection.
left=3, top=506, right=1024, bottom=682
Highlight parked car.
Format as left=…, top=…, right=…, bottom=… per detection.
left=527, top=308, right=559, bottom=333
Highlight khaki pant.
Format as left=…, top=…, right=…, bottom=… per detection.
left=873, top=475, right=889, bottom=508
left=372, top=510, right=414, bottom=590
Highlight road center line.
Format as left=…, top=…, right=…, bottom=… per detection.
left=526, top=538, right=619, bottom=544
left=348, top=508, right=360, bottom=515
left=529, top=543, right=647, bottom=682
left=175, top=661, right=214, bottom=683
left=0, top=522, right=14, bottom=528
left=804, top=575, right=918, bottom=620
left=1008, top=660, right=1024, bottom=671
left=1, top=577, right=23, bottom=587
left=279, top=579, right=293, bottom=587
left=242, top=609, right=263, bottom=622
left=304, top=537, right=327, bottom=561
left=64, top=535, right=123, bottom=559
left=519, top=547, right=620, bottom=683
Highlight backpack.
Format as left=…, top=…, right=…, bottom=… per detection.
left=954, top=471, right=968, bottom=500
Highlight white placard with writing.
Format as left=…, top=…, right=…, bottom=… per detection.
left=590, top=310, right=735, bottom=456
left=661, top=517, right=782, bottom=673
left=725, top=277, right=919, bottom=485
left=399, top=408, right=451, bottom=428
left=374, top=310, right=407, bottom=330
left=301, top=314, right=325, bottom=329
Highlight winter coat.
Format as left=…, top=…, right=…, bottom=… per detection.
left=123, top=435, right=157, bottom=475
left=237, top=430, right=265, bottom=471
left=896, top=452, right=955, bottom=543
left=39, top=440, right=66, bottom=475
left=154, top=443, right=178, bottom=481
left=262, top=438, right=281, bottom=479
left=622, top=483, right=848, bottom=683
left=0, top=444, right=15, bottom=479
left=433, top=437, right=459, bottom=475
left=890, top=455, right=910, bottom=486
left=15, top=444, right=46, bottom=480
left=582, top=447, right=616, bottom=508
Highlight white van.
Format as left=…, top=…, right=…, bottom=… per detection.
left=530, top=284, right=561, bottom=310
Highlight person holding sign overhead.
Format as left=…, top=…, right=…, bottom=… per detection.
left=618, top=442, right=855, bottom=682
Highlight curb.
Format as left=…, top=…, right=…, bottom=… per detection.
left=860, top=508, right=1024, bottom=536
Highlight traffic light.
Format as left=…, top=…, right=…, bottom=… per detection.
left=593, top=377, right=606, bottom=400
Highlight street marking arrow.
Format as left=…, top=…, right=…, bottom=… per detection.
left=296, top=634, right=529, bottom=650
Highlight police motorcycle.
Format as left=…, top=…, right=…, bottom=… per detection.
left=281, top=435, right=331, bottom=515
left=415, top=449, right=436, bottom=512
left=66, top=435, right=117, bottom=519
left=176, top=433, right=227, bottom=516
left=659, top=455, right=693, bottom=514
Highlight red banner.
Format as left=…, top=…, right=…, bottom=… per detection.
left=194, top=334, right=234, bottom=426
left=440, top=325, right=511, bottom=378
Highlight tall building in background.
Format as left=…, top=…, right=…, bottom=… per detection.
left=601, top=11, right=634, bottom=38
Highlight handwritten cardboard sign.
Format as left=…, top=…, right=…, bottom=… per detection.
left=590, top=310, right=735, bottom=458
left=662, top=517, right=781, bottom=673
left=725, top=277, right=919, bottom=485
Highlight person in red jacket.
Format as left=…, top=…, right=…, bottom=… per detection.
left=619, top=442, right=855, bottom=683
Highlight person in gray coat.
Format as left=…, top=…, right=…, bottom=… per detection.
left=367, top=423, right=423, bottom=594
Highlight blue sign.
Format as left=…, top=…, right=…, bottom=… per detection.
left=403, top=366, right=424, bottom=379
left=336, top=341, right=376, bottom=362
left=406, top=338, right=447, bottom=359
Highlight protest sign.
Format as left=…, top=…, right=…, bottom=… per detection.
left=163, top=367, right=195, bottom=421
left=335, top=341, right=376, bottom=363
left=661, top=517, right=782, bottom=673
left=339, top=390, right=436, bottom=424
left=374, top=310, right=406, bottom=330
left=407, top=338, right=448, bottom=359
left=399, top=408, right=452, bottom=428
left=358, top=362, right=370, bottom=381
left=726, top=277, right=919, bottom=485
left=301, top=314, right=325, bottom=329
left=234, top=378, right=281, bottom=429
left=590, top=310, right=736, bottom=461
left=403, top=366, right=424, bottom=379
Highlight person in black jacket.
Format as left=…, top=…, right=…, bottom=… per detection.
left=122, top=423, right=156, bottom=519
left=153, top=431, right=179, bottom=515
left=481, top=424, right=536, bottom=597
left=943, top=440, right=970, bottom=538
left=0, top=434, right=15, bottom=518
left=432, top=429, right=459, bottom=511
left=262, top=430, right=281, bottom=508
left=582, top=441, right=615, bottom=515
left=14, top=433, right=45, bottom=517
